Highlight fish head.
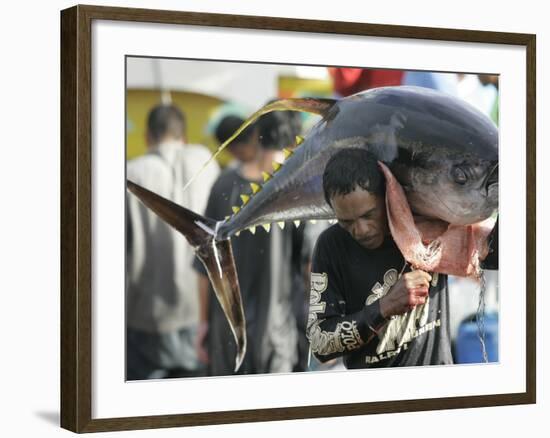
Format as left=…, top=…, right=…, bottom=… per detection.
left=372, top=86, right=500, bottom=225
left=394, top=147, right=498, bottom=225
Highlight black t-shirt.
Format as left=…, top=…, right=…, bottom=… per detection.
left=196, top=168, right=270, bottom=327
left=193, top=166, right=307, bottom=375
left=308, top=224, right=453, bottom=369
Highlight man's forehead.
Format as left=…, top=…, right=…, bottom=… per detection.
left=331, top=188, right=382, bottom=219
left=331, top=186, right=380, bottom=202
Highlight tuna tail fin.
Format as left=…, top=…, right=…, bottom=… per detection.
left=127, top=180, right=246, bottom=371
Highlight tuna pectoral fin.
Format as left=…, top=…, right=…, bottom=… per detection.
left=127, top=180, right=246, bottom=371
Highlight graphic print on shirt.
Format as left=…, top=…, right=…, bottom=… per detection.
left=366, top=268, right=440, bottom=361
left=366, top=268, right=399, bottom=306
left=307, top=272, right=364, bottom=355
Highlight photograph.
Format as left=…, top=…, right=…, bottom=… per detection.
left=59, top=5, right=535, bottom=432
left=2, top=0, right=546, bottom=437
left=125, top=57, right=500, bottom=380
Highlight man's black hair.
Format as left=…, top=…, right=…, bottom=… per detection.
left=323, top=148, right=385, bottom=206
left=257, top=106, right=302, bottom=150
left=147, top=104, right=186, bottom=145
left=214, top=115, right=257, bottom=146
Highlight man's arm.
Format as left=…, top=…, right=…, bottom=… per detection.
left=307, top=268, right=430, bottom=363
left=307, top=234, right=431, bottom=363
left=307, top=280, right=388, bottom=363
left=306, top=235, right=389, bottom=363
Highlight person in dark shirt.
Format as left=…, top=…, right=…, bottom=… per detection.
left=194, top=112, right=307, bottom=376
left=307, top=148, right=497, bottom=369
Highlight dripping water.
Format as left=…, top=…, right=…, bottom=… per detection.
left=476, top=270, right=489, bottom=363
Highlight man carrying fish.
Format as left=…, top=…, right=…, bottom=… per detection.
left=307, top=148, right=498, bottom=368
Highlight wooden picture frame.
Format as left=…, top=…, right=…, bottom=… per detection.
left=60, top=4, right=536, bottom=433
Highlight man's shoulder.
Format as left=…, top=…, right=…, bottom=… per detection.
left=127, top=152, right=159, bottom=168
left=127, top=153, right=165, bottom=183
left=311, top=225, right=350, bottom=275
left=314, top=224, right=349, bottom=256
left=218, top=166, right=240, bottom=180
left=317, top=223, right=346, bottom=244
left=181, top=143, right=213, bottom=159
left=179, top=144, right=220, bottom=182
left=211, top=167, right=240, bottom=191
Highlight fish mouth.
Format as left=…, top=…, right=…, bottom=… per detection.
left=433, top=192, right=456, bottom=222
left=484, top=163, right=498, bottom=192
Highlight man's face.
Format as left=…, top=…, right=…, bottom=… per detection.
left=228, top=140, right=259, bottom=163
left=331, top=187, right=388, bottom=250
left=228, top=130, right=261, bottom=163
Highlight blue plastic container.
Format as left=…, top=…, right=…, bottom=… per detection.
left=455, top=312, right=499, bottom=363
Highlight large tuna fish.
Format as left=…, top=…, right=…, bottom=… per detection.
left=127, top=86, right=498, bottom=370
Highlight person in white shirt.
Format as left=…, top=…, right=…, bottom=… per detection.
left=126, top=104, right=220, bottom=380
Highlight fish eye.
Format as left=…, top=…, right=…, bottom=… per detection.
left=451, top=166, right=468, bottom=185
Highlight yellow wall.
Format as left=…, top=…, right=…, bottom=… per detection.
left=278, top=75, right=333, bottom=99
left=126, top=77, right=333, bottom=165
left=126, top=89, right=233, bottom=166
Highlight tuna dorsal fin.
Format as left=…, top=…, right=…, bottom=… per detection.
left=181, top=97, right=337, bottom=192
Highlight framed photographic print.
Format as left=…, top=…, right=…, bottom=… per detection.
left=60, top=4, right=536, bottom=433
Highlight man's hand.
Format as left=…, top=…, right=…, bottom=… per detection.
left=379, top=270, right=431, bottom=318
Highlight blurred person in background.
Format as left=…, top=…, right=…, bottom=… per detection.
left=402, top=71, right=459, bottom=95
left=257, top=108, right=311, bottom=373
left=215, top=115, right=262, bottom=173
left=328, top=67, right=403, bottom=97
left=126, top=103, right=220, bottom=380
left=455, top=73, right=498, bottom=119
left=194, top=108, right=308, bottom=375
left=478, top=74, right=499, bottom=124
